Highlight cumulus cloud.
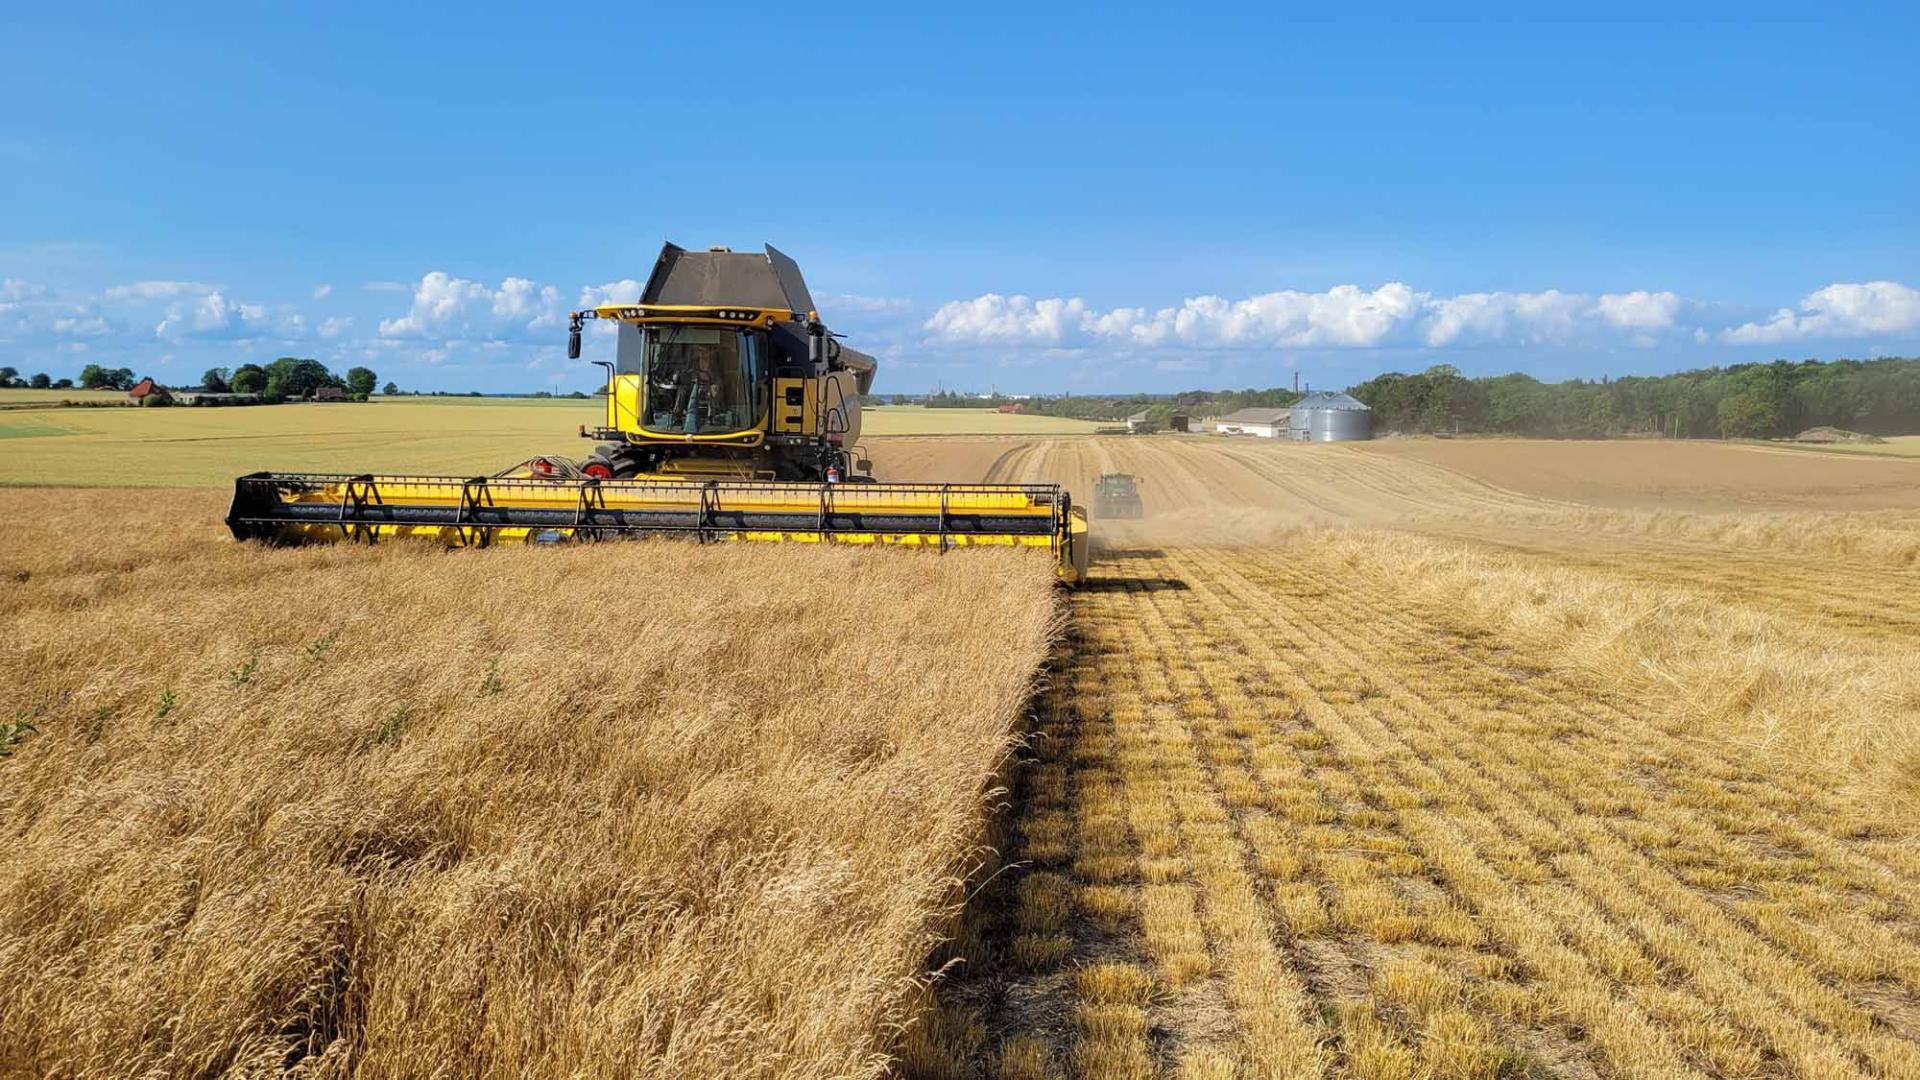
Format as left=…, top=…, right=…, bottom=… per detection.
left=153, top=290, right=284, bottom=341
left=923, top=294, right=1095, bottom=344
left=1721, top=281, right=1920, bottom=344
left=313, top=283, right=333, bottom=300
left=377, top=272, right=563, bottom=341
left=578, top=279, right=643, bottom=308
left=1, top=279, right=113, bottom=340
left=1421, top=290, right=1590, bottom=347
left=926, top=283, right=1695, bottom=351
left=1594, top=290, right=1682, bottom=331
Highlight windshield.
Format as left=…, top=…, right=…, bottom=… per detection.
left=629, top=326, right=766, bottom=435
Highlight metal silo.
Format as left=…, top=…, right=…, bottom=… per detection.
left=1288, top=391, right=1372, bottom=442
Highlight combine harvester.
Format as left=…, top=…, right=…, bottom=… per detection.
left=226, top=243, right=1090, bottom=583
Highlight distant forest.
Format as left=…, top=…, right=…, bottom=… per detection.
left=1347, top=356, right=1920, bottom=438
left=911, top=356, right=1920, bottom=439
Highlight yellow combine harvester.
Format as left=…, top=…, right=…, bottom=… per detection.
left=226, top=243, right=1090, bottom=583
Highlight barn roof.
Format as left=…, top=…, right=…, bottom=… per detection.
left=1215, top=407, right=1291, bottom=424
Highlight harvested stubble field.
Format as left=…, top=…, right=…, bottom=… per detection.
left=870, top=435, right=1920, bottom=1079
left=0, top=489, right=1058, bottom=1078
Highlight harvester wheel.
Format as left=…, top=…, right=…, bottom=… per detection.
left=582, top=461, right=614, bottom=480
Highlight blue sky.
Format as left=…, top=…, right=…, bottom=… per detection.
left=3, top=4, right=1916, bottom=394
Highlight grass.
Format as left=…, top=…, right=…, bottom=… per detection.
left=0, top=488, right=1060, bottom=1078
left=0, top=397, right=1104, bottom=487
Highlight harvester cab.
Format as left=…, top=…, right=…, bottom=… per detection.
left=1093, top=473, right=1144, bottom=519
left=568, top=244, right=878, bottom=483
left=224, top=243, right=1091, bottom=583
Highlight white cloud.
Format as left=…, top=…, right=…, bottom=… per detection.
left=923, top=294, right=1094, bottom=344
left=153, top=290, right=277, bottom=340
left=2, top=278, right=48, bottom=302
left=925, top=283, right=1678, bottom=351
left=1, top=279, right=113, bottom=340
left=1097, top=284, right=1423, bottom=347
left=1421, top=290, right=1588, bottom=347
left=1594, top=290, right=1682, bottom=331
left=313, top=283, right=333, bottom=300
left=577, top=279, right=643, bottom=308
left=820, top=293, right=914, bottom=315
left=318, top=316, right=353, bottom=339
left=378, top=272, right=563, bottom=341
left=105, top=280, right=218, bottom=302
left=1721, top=281, right=1920, bottom=344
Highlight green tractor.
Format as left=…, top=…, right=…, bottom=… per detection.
left=1093, top=473, right=1144, bottom=519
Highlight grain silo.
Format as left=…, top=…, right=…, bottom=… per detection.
left=1288, top=391, right=1371, bottom=441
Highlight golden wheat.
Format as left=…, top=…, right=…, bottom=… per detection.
left=0, top=488, right=1057, bottom=1079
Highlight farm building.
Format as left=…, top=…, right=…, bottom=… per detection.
left=1213, top=407, right=1290, bottom=437
left=172, top=390, right=263, bottom=405
left=126, top=378, right=169, bottom=404
left=995, top=402, right=1025, bottom=414
left=1126, top=410, right=1154, bottom=434
left=1168, top=412, right=1191, bottom=432
left=1289, top=391, right=1371, bottom=441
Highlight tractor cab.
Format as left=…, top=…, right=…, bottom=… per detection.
left=1093, top=473, right=1144, bottom=519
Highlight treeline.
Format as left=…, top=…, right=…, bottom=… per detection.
left=0, top=366, right=77, bottom=390
left=189, top=358, right=383, bottom=401
left=1348, top=357, right=1920, bottom=438
left=915, top=387, right=1304, bottom=425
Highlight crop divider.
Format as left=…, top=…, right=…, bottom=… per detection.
left=340, top=475, right=381, bottom=544
left=573, top=478, right=605, bottom=540
left=456, top=477, right=495, bottom=547
left=698, top=482, right=719, bottom=544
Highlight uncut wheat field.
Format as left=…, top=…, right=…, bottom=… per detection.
left=0, top=489, right=1058, bottom=1079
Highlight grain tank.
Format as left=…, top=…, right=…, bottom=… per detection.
left=1288, top=391, right=1372, bottom=442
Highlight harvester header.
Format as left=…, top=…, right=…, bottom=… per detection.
left=227, top=242, right=1089, bottom=583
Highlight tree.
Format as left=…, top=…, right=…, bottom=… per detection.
left=1717, top=389, right=1781, bottom=438
left=382, top=381, right=399, bottom=396
left=53, top=377, right=73, bottom=390
left=345, top=366, right=378, bottom=398
left=263, top=357, right=338, bottom=399
left=202, top=367, right=231, bottom=393
left=230, top=363, right=267, bottom=394
left=0, top=366, right=17, bottom=387
left=80, top=366, right=137, bottom=391
left=28, top=372, right=51, bottom=389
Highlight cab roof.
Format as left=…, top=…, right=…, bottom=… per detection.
left=642, top=242, right=817, bottom=314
